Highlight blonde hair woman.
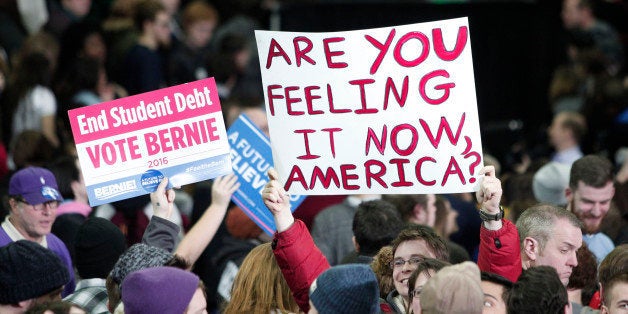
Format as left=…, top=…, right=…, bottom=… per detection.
left=223, top=242, right=300, bottom=314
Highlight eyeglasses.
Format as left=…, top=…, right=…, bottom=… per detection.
left=16, top=197, right=59, bottom=211
left=409, top=286, right=423, bottom=299
left=389, top=256, right=423, bottom=269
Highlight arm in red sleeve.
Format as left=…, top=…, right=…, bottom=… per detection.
left=273, top=219, right=331, bottom=312
left=477, top=219, right=522, bottom=282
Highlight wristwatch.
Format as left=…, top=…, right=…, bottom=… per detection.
left=479, top=206, right=504, bottom=222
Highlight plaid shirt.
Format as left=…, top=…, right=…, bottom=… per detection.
left=64, top=278, right=109, bottom=314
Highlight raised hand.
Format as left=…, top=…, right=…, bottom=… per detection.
left=475, top=166, right=504, bottom=230
left=263, top=168, right=291, bottom=214
left=211, top=174, right=240, bottom=211
left=262, top=168, right=294, bottom=232
left=150, top=177, right=175, bottom=219
left=174, top=174, right=239, bottom=269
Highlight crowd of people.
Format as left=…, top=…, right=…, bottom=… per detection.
left=0, top=0, right=627, bottom=313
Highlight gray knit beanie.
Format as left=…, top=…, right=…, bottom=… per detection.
left=0, top=240, right=70, bottom=304
left=309, top=264, right=380, bottom=314
left=109, top=243, right=173, bottom=284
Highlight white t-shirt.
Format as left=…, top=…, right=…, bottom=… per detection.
left=11, top=85, right=57, bottom=136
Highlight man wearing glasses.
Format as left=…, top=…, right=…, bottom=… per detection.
left=0, top=166, right=75, bottom=297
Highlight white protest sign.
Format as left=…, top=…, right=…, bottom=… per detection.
left=256, top=17, right=482, bottom=195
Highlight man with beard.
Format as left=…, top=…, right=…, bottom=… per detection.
left=565, top=155, right=615, bottom=262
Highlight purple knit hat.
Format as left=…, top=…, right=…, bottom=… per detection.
left=122, top=266, right=199, bottom=314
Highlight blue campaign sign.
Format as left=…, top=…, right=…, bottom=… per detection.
left=227, top=114, right=305, bottom=235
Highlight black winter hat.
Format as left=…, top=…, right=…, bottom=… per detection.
left=75, top=217, right=127, bottom=279
left=0, top=240, right=70, bottom=304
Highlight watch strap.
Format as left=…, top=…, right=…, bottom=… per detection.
left=479, top=206, right=504, bottom=222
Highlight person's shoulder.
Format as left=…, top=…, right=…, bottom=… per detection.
left=313, top=202, right=353, bottom=223
left=587, top=232, right=614, bottom=244
left=324, top=200, right=355, bottom=214
left=0, top=227, right=11, bottom=246
left=125, top=44, right=155, bottom=60
left=46, top=233, right=72, bottom=254
left=46, top=232, right=63, bottom=242
left=579, top=305, right=600, bottom=314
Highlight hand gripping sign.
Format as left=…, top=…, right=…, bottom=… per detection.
left=227, top=114, right=306, bottom=235
left=255, top=17, right=483, bottom=195
left=68, top=78, right=232, bottom=206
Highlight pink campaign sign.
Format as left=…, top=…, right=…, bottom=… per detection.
left=68, top=78, right=232, bottom=206
left=69, top=78, right=222, bottom=144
